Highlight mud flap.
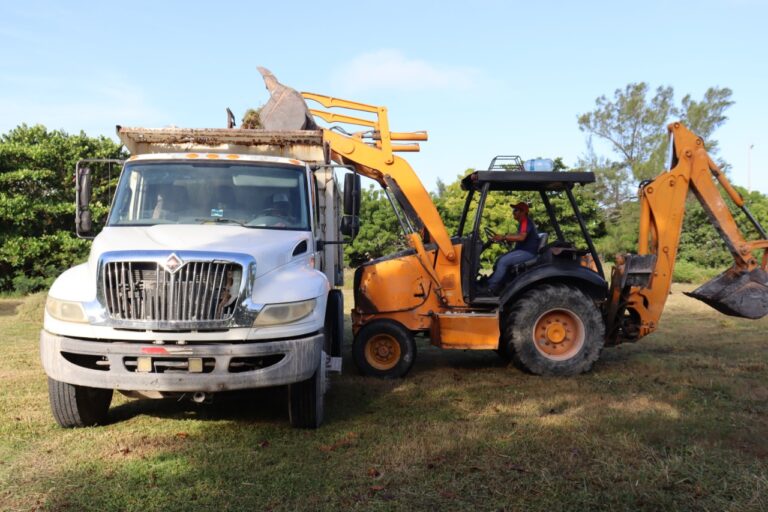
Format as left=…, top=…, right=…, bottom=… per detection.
left=685, top=267, right=768, bottom=319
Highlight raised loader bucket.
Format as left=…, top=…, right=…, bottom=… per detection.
left=256, top=67, right=317, bottom=131
left=685, top=266, right=768, bottom=319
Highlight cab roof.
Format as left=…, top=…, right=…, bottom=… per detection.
left=461, top=171, right=596, bottom=192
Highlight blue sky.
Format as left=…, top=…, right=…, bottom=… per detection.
left=1, top=0, right=766, bottom=193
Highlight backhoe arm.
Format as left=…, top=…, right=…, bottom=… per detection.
left=607, top=122, right=768, bottom=343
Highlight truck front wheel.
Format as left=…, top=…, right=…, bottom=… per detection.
left=48, top=378, right=113, bottom=428
left=288, top=350, right=325, bottom=428
left=503, top=284, right=604, bottom=376
left=353, top=319, right=416, bottom=378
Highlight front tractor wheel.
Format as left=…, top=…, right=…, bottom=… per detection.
left=504, top=284, right=605, bottom=376
left=353, top=320, right=416, bottom=378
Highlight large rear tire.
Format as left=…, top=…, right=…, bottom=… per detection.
left=504, top=284, right=604, bottom=376
left=288, top=350, right=325, bottom=429
left=48, top=378, right=113, bottom=428
left=352, top=319, right=416, bottom=378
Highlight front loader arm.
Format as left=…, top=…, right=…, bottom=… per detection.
left=607, top=122, right=768, bottom=343
left=318, top=127, right=456, bottom=263
left=301, top=92, right=466, bottom=308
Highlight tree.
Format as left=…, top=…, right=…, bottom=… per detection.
left=578, top=82, right=734, bottom=260
left=344, top=185, right=403, bottom=267
left=0, top=125, right=124, bottom=293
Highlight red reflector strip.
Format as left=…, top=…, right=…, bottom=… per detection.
left=142, top=347, right=168, bottom=355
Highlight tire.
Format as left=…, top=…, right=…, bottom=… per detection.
left=288, top=350, right=325, bottom=429
left=503, top=284, right=604, bottom=376
left=352, top=319, right=416, bottom=378
left=48, top=378, right=113, bottom=428
left=325, top=290, right=344, bottom=361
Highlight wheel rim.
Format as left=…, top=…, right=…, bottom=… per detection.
left=365, top=334, right=401, bottom=371
left=532, top=308, right=585, bottom=361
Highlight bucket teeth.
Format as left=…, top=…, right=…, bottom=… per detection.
left=685, top=267, right=768, bottom=319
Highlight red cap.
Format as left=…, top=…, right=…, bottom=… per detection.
left=511, top=202, right=529, bottom=214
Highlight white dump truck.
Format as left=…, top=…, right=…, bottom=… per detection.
left=40, top=122, right=361, bottom=428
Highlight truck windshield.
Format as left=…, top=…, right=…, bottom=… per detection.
left=108, top=161, right=310, bottom=230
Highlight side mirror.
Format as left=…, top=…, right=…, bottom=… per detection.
left=343, top=173, right=361, bottom=217
left=76, top=166, right=93, bottom=237
left=340, top=215, right=360, bottom=239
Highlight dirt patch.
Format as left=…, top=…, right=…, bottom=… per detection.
left=0, top=301, right=22, bottom=317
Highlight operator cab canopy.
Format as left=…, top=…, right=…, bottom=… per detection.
left=461, top=170, right=596, bottom=192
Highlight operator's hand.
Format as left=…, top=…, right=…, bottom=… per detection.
left=491, top=234, right=504, bottom=242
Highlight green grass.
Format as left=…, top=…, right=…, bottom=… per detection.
left=2, top=286, right=767, bottom=511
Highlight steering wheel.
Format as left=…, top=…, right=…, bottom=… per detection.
left=481, top=226, right=499, bottom=251
left=252, top=208, right=296, bottom=228
left=256, top=207, right=283, bottom=217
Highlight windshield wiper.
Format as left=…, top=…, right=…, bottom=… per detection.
left=195, top=217, right=249, bottom=227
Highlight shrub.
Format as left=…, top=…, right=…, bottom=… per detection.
left=673, top=260, right=720, bottom=284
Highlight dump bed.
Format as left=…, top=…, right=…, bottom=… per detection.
left=117, top=126, right=326, bottom=163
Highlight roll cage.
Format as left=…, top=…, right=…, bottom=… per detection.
left=458, top=168, right=602, bottom=302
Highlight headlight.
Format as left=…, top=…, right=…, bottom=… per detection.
left=254, top=299, right=316, bottom=326
left=46, top=296, right=88, bottom=323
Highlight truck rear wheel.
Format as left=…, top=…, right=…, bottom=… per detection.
left=288, top=350, right=325, bottom=429
left=48, top=378, right=112, bottom=428
left=353, top=319, right=416, bottom=378
left=503, top=284, right=604, bottom=376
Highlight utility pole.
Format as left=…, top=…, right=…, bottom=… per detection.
left=748, top=144, right=754, bottom=193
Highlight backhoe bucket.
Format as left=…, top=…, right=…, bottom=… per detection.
left=256, top=67, right=317, bottom=131
left=685, top=267, right=768, bottom=319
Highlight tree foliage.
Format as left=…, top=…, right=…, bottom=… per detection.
left=578, top=82, right=742, bottom=266
left=344, top=185, right=403, bottom=267
left=0, top=125, right=124, bottom=292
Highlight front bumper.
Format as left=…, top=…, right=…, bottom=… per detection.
left=40, top=330, right=323, bottom=392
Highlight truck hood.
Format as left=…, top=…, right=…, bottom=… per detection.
left=90, top=225, right=312, bottom=278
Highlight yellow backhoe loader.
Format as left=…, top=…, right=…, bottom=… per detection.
left=260, top=70, right=768, bottom=377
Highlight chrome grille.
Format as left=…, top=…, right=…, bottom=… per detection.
left=102, top=260, right=241, bottom=322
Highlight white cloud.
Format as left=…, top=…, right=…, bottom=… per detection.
left=332, top=49, right=484, bottom=93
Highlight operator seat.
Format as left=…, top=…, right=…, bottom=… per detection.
left=510, top=232, right=549, bottom=274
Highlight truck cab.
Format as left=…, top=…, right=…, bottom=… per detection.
left=41, top=128, right=355, bottom=429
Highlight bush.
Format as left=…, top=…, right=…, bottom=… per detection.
left=0, top=125, right=124, bottom=294
left=672, top=260, right=720, bottom=284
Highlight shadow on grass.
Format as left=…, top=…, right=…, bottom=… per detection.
left=106, top=365, right=388, bottom=427
left=107, top=387, right=290, bottom=425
